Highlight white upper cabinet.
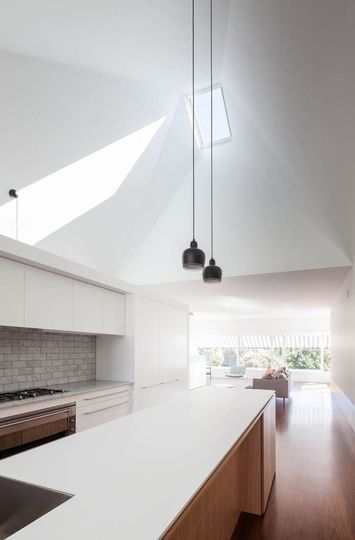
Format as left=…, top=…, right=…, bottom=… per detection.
left=73, top=281, right=102, bottom=334
left=0, top=257, right=25, bottom=327
left=135, top=297, right=160, bottom=388
left=101, top=289, right=125, bottom=335
left=25, top=266, right=73, bottom=331
left=0, top=256, right=126, bottom=335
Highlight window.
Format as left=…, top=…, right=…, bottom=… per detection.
left=188, top=85, right=231, bottom=148
left=196, top=334, right=330, bottom=371
left=198, top=347, right=237, bottom=367
left=0, top=117, right=166, bottom=245
left=239, top=336, right=283, bottom=369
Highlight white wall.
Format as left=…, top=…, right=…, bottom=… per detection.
left=331, top=269, right=355, bottom=429
left=192, top=316, right=330, bottom=339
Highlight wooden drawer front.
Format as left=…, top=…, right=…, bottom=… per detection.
left=76, top=386, right=131, bottom=408
left=76, top=399, right=130, bottom=432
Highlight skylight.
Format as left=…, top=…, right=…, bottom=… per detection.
left=188, top=85, right=231, bottom=148
left=0, top=117, right=165, bottom=245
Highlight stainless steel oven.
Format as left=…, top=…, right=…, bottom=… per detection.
left=0, top=403, right=76, bottom=459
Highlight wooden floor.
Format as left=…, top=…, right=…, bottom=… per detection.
left=230, top=382, right=355, bottom=540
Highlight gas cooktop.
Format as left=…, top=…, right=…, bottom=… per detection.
left=0, top=388, right=66, bottom=403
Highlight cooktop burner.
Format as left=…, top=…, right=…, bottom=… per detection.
left=0, top=388, right=66, bottom=403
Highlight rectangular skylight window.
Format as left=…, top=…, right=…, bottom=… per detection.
left=188, top=85, right=231, bottom=148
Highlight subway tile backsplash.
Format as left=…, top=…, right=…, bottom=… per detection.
left=0, top=327, right=96, bottom=392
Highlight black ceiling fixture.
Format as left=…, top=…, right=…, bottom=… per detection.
left=182, top=0, right=206, bottom=271
left=203, top=0, right=222, bottom=284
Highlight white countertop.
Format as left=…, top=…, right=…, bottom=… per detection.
left=0, top=387, right=274, bottom=540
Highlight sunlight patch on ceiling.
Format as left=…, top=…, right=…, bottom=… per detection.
left=0, top=117, right=165, bottom=245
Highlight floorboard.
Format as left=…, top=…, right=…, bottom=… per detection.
left=231, top=382, right=355, bottom=540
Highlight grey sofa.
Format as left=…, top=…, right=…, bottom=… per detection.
left=251, top=373, right=293, bottom=401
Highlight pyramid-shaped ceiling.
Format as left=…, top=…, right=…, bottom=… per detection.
left=0, top=0, right=352, bottom=283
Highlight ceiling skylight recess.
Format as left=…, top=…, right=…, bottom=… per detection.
left=187, top=85, right=231, bottom=148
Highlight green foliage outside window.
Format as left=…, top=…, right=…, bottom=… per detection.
left=198, top=345, right=331, bottom=370
left=284, top=348, right=321, bottom=369
left=239, top=348, right=272, bottom=369
left=198, top=347, right=224, bottom=366
left=323, top=348, right=331, bottom=371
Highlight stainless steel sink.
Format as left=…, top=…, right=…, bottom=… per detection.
left=0, top=475, right=72, bottom=539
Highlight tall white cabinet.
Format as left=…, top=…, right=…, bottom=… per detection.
left=96, top=294, right=190, bottom=411
left=135, top=296, right=189, bottom=410
left=135, top=297, right=160, bottom=389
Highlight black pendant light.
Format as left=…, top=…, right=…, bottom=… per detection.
left=203, top=0, right=222, bottom=284
left=182, top=0, right=206, bottom=270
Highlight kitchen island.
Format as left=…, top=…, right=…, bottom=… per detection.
left=0, top=387, right=275, bottom=540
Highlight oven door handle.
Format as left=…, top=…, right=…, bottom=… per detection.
left=0, top=408, right=73, bottom=429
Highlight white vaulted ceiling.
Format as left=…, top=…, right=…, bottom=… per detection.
left=0, top=0, right=353, bottom=315
left=146, top=267, right=350, bottom=321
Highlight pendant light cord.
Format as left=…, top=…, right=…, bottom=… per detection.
left=192, top=0, right=196, bottom=241
left=15, top=197, right=19, bottom=241
left=210, top=0, right=214, bottom=259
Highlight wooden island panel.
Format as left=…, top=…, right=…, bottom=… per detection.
left=163, top=396, right=275, bottom=540
left=262, top=394, right=276, bottom=512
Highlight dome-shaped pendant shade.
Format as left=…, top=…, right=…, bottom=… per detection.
left=203, top=258, right=222, bottom=282
left=182, top=240, right=206, bottom=270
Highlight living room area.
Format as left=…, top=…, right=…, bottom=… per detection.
left=155, top=268, right=345, bottom=390
left=149, top=267, right=355, bottom=537
left=184, top=271, right=354, bottom=539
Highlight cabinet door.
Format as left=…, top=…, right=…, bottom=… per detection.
left=73, top=281, right=101, bottom=333
left=159, top=304, right=175, bottom=383
left=0, top=258, right=25, bottom=327
left=173, top=309, right=189, bottom=382
left=25, top=266, right=73, bottom=331
left=135, top=297, right=160, bottom=388
left=139, top=385, right=162, bottom=410
left=101, top=289, right=125, bottom=335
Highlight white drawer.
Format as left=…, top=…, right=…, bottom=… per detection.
left=76, top=386, right=131, bottom=408
left=76, top=397, right=130, bottom=432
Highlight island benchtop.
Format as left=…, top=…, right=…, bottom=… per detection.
left=0, top=387, right=274, bottom=540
